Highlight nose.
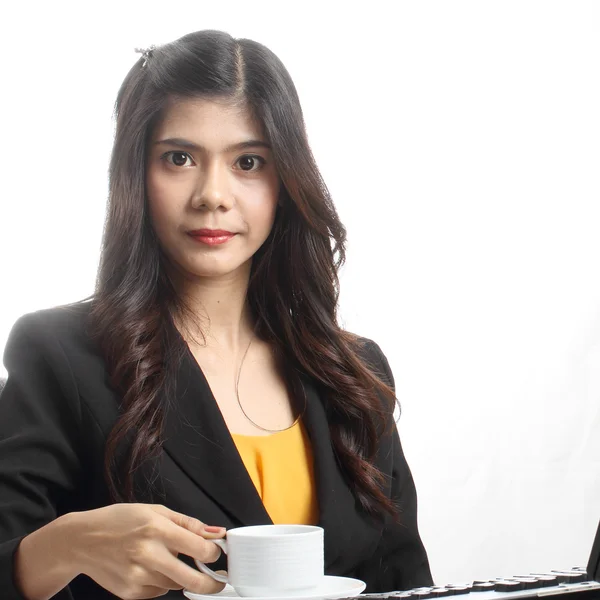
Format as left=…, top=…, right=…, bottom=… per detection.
left=191, top=160, right=234, bottom=211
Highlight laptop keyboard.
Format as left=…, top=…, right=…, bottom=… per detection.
left=347, top=568, right=600, bottom=600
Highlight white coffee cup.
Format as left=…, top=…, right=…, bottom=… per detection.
left=195, top=524, right=324, bottom=597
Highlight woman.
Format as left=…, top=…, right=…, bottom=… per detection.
left=0, top=30, right=432, bottom=600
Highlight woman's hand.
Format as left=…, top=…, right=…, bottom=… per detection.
left=72, top=503, right=227, bottom=599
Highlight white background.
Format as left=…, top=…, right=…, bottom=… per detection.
left=1, top=0, right=599, bottom=587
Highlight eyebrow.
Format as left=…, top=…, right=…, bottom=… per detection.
left=154, top=137, right=271, bottom=153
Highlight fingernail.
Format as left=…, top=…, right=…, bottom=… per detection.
left=204, top=525, right=226, bottom=533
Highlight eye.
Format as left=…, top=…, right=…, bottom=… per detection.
left=163, top=151, right=194, bottom=167
left=235, top=155, right=266, bottom=172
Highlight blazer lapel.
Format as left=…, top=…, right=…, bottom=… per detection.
left=300, top=375, right=382, bottom=573
left=162, top=346, right=272, bottom=526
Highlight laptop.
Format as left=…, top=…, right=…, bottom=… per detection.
left=356, top=519, right=600, bottom=600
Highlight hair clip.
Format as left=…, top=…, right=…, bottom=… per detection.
left=134, top=45, right=156, bottom=68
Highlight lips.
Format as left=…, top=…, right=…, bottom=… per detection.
left=188, top=229, right=235, bottom=237
left=187, top=229, right=237, bottom=246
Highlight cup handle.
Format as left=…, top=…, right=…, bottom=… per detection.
left=194, top=538, right=228, bottom=584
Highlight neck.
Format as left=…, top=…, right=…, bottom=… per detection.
left=171, top=262, right=255, bottom=352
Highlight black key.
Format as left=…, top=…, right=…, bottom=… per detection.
left=531, top=573, right=570, bottom=584
left=447, top=586, right=470, bottom=596
left=511, top=578, right=539, bottom=590
left=551, top=571, right=588, bottom=583
left=495, top=580, right=523, bottom=592
left=431, top=589, right=453, bottom=597
left=535, top=576, right=559, bottom=587
left=472, top=582, right=496, bottom=592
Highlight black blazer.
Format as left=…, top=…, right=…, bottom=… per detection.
left=0, top=303, right=432, bottom=600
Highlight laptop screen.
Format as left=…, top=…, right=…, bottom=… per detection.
left=587, top=520, right=600, bottom=581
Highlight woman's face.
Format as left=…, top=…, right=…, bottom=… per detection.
left=146, top=97, right=280, bottom=282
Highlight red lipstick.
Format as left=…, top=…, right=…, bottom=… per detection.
left=187, top=229, right=236, bottom=246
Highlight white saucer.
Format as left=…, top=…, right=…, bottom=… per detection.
left=183, top=575, right=366, bottom=600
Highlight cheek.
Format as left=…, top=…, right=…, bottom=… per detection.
left=245, top=198, right=278, bottom=239
left=146, top=172, right=183, bottom=233
left=241, top=179, right=280, bottom=234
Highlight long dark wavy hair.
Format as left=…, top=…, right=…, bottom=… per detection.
left=90, top=29, right=398, bottom=519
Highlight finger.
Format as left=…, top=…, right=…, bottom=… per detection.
left=161, top=521, right=223, bottom=563
left=143, top=570, right=184, bottom=591
left=152, top=505, right=226, bottom=539
left=152, top=552, right=226, bottom=594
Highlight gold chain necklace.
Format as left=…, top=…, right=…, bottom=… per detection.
left=234, top=334, right=304, bottom=434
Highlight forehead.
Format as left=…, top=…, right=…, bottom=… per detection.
left=152, top=96, right=265, bottom=145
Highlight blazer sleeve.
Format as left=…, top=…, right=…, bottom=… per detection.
left=355, top=339, right=433, bottom=592
left=0, top=313, right=84, bottom=600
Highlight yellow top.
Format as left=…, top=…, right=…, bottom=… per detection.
left=231, top=420, right=319, bottom=525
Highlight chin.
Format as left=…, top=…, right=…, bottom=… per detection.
left=186, top=258, right=253, bottom=280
